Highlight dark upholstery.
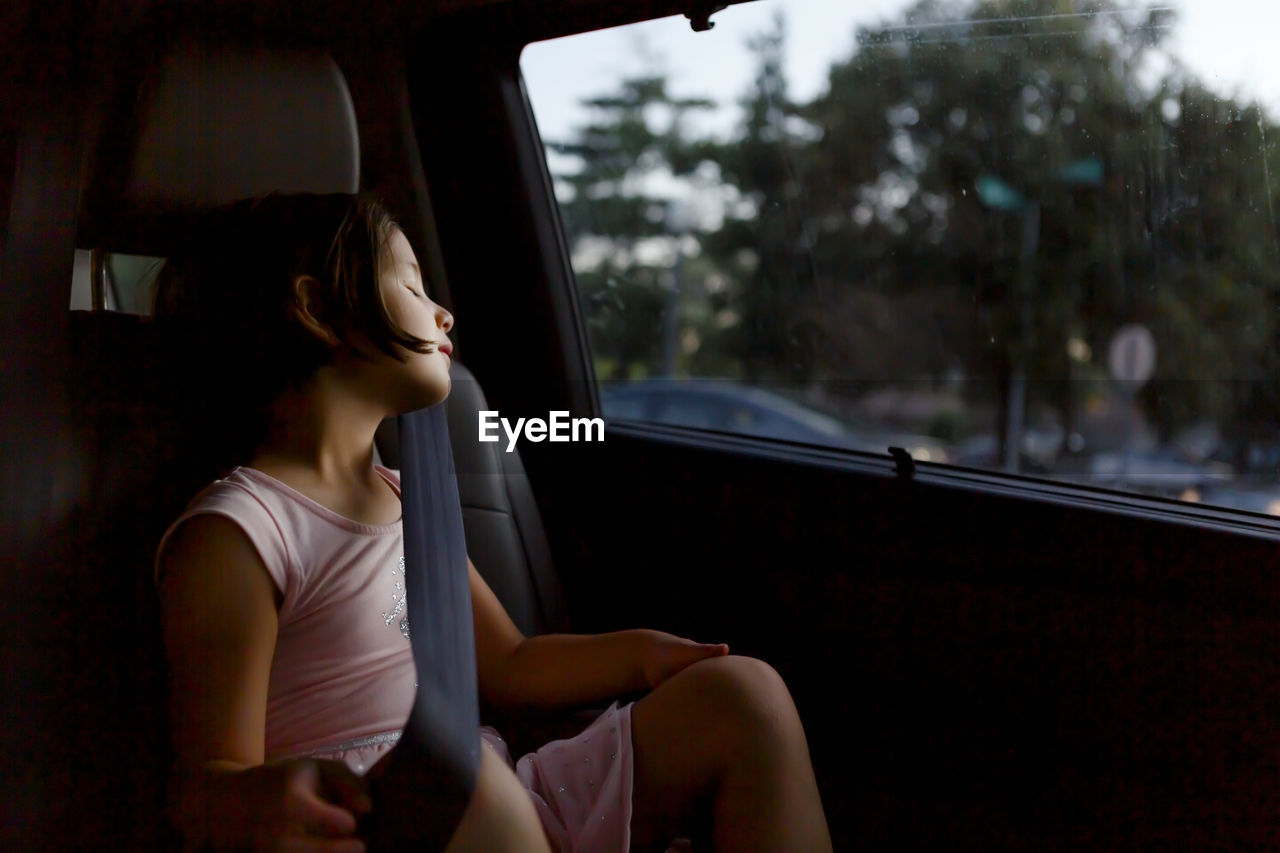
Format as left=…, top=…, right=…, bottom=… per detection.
left=126, top=41, right=360, bottom=207
left=83, top=35, right=362, bottom=256
left=61, top=309, right=182, bottom=850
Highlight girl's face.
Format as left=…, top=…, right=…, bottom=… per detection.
left=371, top=225, right=455, bottom=412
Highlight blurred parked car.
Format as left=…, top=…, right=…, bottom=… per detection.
left=1087, top=449, right=1233, bottom=497
left=1197, top=484, right=1280, bottom=516
left=953, top=425, right=1067, bottom=472
left=600, top=379, right=951, bottom=463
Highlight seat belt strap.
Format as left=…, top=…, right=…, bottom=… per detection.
left=364, top=403, right=480, bottom=849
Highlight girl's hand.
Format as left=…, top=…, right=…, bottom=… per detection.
left=637, top=629, right=730, bottom=690
left=180, top=759, right=372, bottom=852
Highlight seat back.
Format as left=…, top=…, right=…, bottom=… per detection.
left=54, top=309, right=180, bottom=851
left=61, top=19, right=568, bottom=847
left=58, top=25, right=364, bottom=851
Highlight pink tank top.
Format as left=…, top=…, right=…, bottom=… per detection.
left=154, top=465, right=416, bottom=761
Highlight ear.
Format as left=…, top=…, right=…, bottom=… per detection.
left=290, top=274, right=341, bottom=348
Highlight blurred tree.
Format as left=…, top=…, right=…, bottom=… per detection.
left=789, top=0, right=1280, bottom=459
left=697, top=12, right=818, bottom=387
left=544, top=0, right=1280, bottom=469
left=544, top=71, right=717, bottom=382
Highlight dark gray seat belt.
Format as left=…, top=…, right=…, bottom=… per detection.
left=364, top=402, right=481, bottom=850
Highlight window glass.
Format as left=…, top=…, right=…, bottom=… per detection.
left=655, top=395, right=726, bottom=430
left=70, top=249, right=165, bottom=314
left=522, top=0, right=1280, bottom=513
left=600, top=393, right=652, bottom=421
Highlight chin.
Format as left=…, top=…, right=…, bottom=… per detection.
left=400, top=381, right=451, bottom=413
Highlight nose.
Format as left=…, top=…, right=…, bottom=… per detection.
left=436, top=303, right=454, bottom=334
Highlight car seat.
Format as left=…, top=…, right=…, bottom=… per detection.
left=60, top=18, right=569, bottom=848
left=376, top=364, right=587, bottom=758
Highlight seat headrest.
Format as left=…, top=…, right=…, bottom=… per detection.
left=125, top=39, right=359, bottom=207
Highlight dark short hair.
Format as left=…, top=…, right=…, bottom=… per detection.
left=153, top=191, right=432, bottom=468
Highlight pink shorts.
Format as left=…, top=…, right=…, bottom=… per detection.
left=488, top=700, right=635, bottom=853
left=300, top=701, right=636, bottom=853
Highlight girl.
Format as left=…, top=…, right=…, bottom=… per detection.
left=152, top=192, right=832, bottom=852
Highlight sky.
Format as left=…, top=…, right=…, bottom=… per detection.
left=520, top=0, right=1280, bottom=145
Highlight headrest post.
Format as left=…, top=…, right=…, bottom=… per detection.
left=89, top=247, right=107, bottom=312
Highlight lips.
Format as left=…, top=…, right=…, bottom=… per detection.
left=437, top=341, right=453, bottom=357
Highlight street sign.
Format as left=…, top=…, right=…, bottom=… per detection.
left=1108, top=324, right=1156, bottom=386
left=1056, top=157, right=1104, bottom=187
left=976, top=174, right=1030, bottom=211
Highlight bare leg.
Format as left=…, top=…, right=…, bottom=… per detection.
left=628, top=655, right=832, bottom=852
left=443, top=746, right=554, bottom=853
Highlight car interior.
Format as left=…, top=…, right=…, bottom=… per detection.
left=3, top=0, right=1279, bottom=850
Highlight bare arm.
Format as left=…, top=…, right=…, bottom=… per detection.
left=158, top=514, right=279, bottom=770
left=469, top=557, right=728, bottom=714
left=157, top=515, right=368, bottom=851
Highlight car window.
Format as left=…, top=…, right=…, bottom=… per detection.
left=522, top=0, right=1280, bottom=512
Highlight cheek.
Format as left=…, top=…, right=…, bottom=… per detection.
left=389, top=297, right=433, bottom=339
left=382, top=291, right=412, bottom=328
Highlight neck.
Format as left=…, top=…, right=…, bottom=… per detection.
left=253, top=367, right=389, bottom=484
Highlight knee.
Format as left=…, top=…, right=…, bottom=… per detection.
left=683, top=655, right=802, bottom=748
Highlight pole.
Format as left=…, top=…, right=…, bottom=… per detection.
left=661, top=235, right=684, bottom=377
left=1004, top=202, right=1040, bottom=473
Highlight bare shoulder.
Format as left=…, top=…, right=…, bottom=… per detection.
left=157, top=513, right=282, bottom=612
